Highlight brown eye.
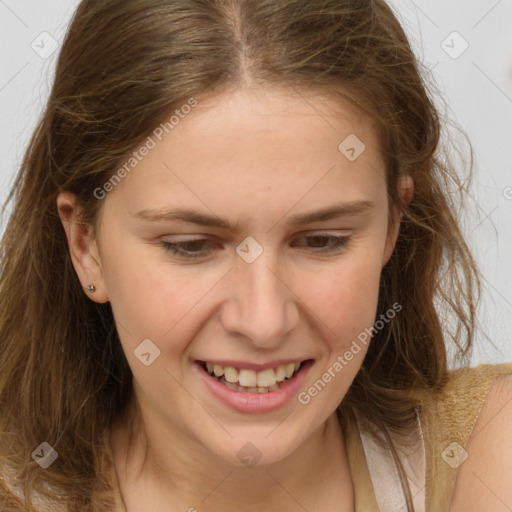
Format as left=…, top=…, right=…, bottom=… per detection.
left=160, top=238, right=219, bottom=259
left=292, top=235, right=352, bottom=253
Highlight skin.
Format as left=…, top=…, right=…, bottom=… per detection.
left=57, top=86, right=414, bottom=511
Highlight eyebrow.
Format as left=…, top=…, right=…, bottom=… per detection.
left=133, top=200, right=375, bottom=233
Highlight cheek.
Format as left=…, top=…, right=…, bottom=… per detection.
left=305, top=253, right=383, bottom=337
left=100, top=239, right=198, bottom=353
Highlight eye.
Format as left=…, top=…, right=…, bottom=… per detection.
left=160, top=233, right=352, bottom=260
left=291, top=234, right=352, bottom=253
left=160, top=238, right=220, bottom=259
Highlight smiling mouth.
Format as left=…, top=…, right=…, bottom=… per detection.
left=197, top=360, right=312, bottom=393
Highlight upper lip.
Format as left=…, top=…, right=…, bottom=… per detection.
left=196, top=358, right=312, bottom=372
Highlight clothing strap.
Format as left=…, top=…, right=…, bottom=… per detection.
left=354, top=408, right=426, bottom=512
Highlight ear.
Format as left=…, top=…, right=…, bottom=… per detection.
left=57, top=191, right=110, bottom=303
left=382, top=174, right=414, bottom=267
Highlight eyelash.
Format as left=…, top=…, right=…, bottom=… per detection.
left=160, top=234, right=352, bottom=260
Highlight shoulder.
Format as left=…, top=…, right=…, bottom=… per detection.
left=422, top=361, right=512, bottom=440
left=441, top=361, right=512, bottom=398
left=417, top=362, right=512, bottom=510
left=427, top=361, right=512, bottom=424
left=447, top=362, right=512, bottom=511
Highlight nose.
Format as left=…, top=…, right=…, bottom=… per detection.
left=220, top=245, right=300, bottom=349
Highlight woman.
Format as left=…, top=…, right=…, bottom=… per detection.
left=0, top=1, right=510, bottom=511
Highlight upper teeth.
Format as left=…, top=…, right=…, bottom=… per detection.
left=206, top=362, right=301, bottom=387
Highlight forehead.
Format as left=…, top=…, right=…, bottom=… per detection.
left=103, top=87, right=387, bottom=226
left=181, top=86, right=380, bottom=150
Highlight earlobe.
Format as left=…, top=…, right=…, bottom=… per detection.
left=399, top=174, right=414, bottom=207
left=56, top=191, right=109, bottom=303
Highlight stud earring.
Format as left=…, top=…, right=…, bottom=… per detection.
left=87, top=284, right=96, bottom=293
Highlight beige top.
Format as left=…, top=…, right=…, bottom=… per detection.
left=343, top=361, right=512, bottom=511
left=5, top=362, right=511, bottom=511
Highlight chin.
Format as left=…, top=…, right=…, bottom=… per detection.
left=200, top=424, right=311, bottom=468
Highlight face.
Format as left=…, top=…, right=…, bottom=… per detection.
left=59, top=86, right=412, bottom=467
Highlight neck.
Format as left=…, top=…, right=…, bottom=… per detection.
left=111, top=393, right=355, bottom=511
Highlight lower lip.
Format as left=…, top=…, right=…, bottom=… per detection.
left=193, top=360, right=314, bottom=414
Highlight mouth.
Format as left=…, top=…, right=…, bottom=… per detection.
left=196, top=359, right=313, bottom=394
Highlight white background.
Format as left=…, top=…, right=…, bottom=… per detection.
left=1, top=1, right=511, bottom=367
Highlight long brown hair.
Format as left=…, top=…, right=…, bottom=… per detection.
left=0, top=1, right=480, bottom=510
